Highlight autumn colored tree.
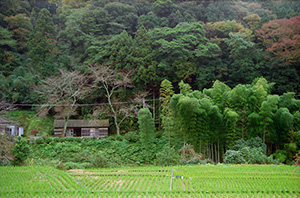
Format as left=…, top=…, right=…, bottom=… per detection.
left=257, top=16, right=300, bottom=65
left=243, top=14, right=261, bottom=30
left=4, top=14, right=32, bottom=52
left=205, top=20, right=253, bottom=41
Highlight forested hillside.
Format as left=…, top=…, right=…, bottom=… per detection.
left=1, top=0, right=300, bottom=163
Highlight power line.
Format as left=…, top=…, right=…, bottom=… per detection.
left=10, top=99, right=161, bottom=107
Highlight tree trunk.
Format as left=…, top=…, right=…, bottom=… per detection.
left=158, top=94, right=161, bottom=129
left=63, top=116, right=70, bottom=137
left=212, top=144, right=214, bottom=162
left=153, top=91, right=155, bottom=120
left=218, top=140, right=220, bottom=163
left=199, top=138, right=202, bottom=155
left=214, top=143, right=217, bottom=163
left=114, top=115, right=120, bottom=136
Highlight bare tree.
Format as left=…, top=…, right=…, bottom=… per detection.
left=0, top=98, right=15, bottom=113
left=88, top=65, right=143, bottom=136
left=36, top=70, right=91, bottom=136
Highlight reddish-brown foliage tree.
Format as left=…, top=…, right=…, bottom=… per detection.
left=294, top=151, right=300, bottom=166
left=257, top=16, right=300, bottom=65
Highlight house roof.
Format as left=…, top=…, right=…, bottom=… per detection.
left=0, top=116, right=20, bottom=126
left=54, top=119, right=109, bottom=128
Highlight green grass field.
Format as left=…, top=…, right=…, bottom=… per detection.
left=0, top=165, right=299, bottom=197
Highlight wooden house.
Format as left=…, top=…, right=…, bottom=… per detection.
left=53, top=119, right=109, bottom=138
left=0, top=116, right=23, bottom=136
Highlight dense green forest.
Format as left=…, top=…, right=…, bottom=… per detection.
left=1, top=0, right=300, bottom=164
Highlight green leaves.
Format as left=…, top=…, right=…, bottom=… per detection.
left=28, top=8, right=57, bottom=77
left=0, top=26, right=16, bottom=49
left=11, top=136, right=31, bottom=166
left=170, top=77, right=300, bottom=159
left=138, top=108, right=155, bottom=137
left=149, top=22, right=220, bottom=82
left=152, top=0, right=177, bottom=18
left=160, top=79, right=174, bottom=118
left=138, top=108, right=156, bottom=162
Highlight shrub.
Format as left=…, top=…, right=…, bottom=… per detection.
left=95, top=138, right=112, bottom=149
left=266, top=155, right=279, bottom=165
left=138, top=108, right=155, bottom=147
left=73, top=150, right=92, bottom=163
left=44, top=137, right=52, bottom=144
left=294, top=151, right=300, bottom=166
left=154, top=145, right=181, bottom=166
left=91, top=151, right=114, bottom=168
left=124, top=131, right=140, bottom=143
left=11, top=136, right=31, bottom=165
left=179, top=144, right=203, bottom=164
left=35, top=137, right=44, bottom=144
left=230, top=137, right=266, bottom=153
left=52, top=137, right=60, bottom=143
left=223, top=150, right=246, bottom=164
left=197, top=159, right=215, bottom=165
left=224, top=137, right=279, bottom=164
left=248, top=147, right=265, bottom=164
left=0, top=134, right=14, bottom=166
left=50, top=160, right=65, bottom=170
left=59, top=137, right=67, bottom=142
left=64, top=162, right=92, bottom=170
left=108, top=135, right=124, bottom=141
left=67, top=137, right=82, bottom=143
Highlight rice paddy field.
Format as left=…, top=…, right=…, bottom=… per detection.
left=0, top=165, right=299, bottom=197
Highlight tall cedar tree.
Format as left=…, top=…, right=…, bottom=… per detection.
left=28, top=8, right=57, bottom=77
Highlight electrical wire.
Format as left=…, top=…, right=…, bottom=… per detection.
left=9, top=99, right=161, bottom=107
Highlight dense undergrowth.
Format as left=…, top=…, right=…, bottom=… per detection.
left=24, top=132, right=181, bottom=169
left=2, top=132, right=290, bottom=169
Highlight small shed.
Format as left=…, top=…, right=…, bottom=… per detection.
left=0, top=116, right=23, bottom=136
left=53, top=119, right=109, bottom=138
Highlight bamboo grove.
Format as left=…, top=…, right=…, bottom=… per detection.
left=161, top=78, right=300, bottom=163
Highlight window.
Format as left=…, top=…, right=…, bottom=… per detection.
left=95, top=128, right=99, bottom=135
left=81, top=129, right=90, bottom=136
left=97, top=128, right=108, bottom=137
left=66, top=129, right=73, bottom=136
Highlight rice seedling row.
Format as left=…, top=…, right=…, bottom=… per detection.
left=1, top=165, right=299, bottom=197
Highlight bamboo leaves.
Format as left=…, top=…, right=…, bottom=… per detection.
left=168, top=77, right=300, bottom=161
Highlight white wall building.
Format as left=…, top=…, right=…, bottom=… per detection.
left=0, top=116, right=23, bottom=136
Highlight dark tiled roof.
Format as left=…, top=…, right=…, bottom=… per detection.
left=0, top=116, right=20, bottom=126
left=54, top=119, right=109, bottom=128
